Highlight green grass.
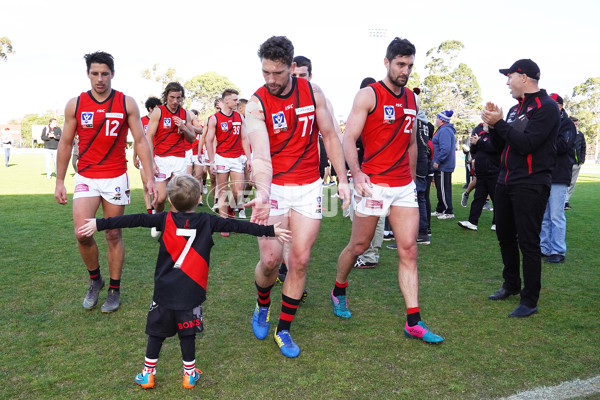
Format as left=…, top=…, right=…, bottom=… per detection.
left=1, top=152, right=599, bottom=399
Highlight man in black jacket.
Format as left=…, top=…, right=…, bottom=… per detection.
left=564, top=116, right=586, bottom=209
left=41, top=118, right=62, bottom=179
left=481, top=59, right=560, bottom=318
left=540, top=94, right=576, bottom=264
left=457, top=122, right=500, bottom=231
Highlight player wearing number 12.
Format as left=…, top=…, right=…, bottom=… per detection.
left=330, top=37, right=443, bottom=344
left=54, top=51, right=157, bottom=313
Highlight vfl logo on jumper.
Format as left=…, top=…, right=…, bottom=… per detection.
left=220, top=122, right=229, bottom=132
left=143, top=125, right=148, bottom=133
left=112, top=186, right=122, bottom=201
left=81, top=112, right=94, bottom=128
left=163, top=118, right=172, bottom=129
left=383, top=106, right=395, bottom=124
left=272, top=111, right=287, bottom=133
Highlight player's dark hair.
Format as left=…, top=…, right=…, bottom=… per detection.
left=214, top=97, right=222, bottom=109
left=222, top=88, right=239, bottom=99
left=258, top=36, right=294, bottom=66
left=239, top=98, right=248, bottom=105
left=144, top=97, right=162, bottom=112
left=385, top=37, right=416, bottom=61
left=293, top=55, right=312, bottom=75
left=190, top=109, right=199, bottom=116
left=167, top=175, right=201, bottom=212
left=360, top=77, right=376, bottom=89
left=161, top=82, right=185, bottom=105
left=48, top=117, right=57, bottom=124
left=84, top=51, right=115, bottom=73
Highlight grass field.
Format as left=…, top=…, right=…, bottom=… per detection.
left=1, top=151, right=599, bottom=399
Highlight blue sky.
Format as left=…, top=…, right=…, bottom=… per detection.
left=2, top=0, right=598, bottom=124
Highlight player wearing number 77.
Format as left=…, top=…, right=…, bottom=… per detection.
left=54, top=51, right=157, bottom=313
left=245, top=36, right=350, bottom=358
left=330, top=37, right=443, bottom=344
left=78, top=174, right=290, bottom=389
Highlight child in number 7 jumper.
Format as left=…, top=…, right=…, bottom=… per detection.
left=79, top=174, right=290, bottom=389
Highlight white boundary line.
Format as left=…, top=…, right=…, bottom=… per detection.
left=497, top=376, right=600, bottom=400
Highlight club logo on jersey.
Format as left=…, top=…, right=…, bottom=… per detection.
left=383, top=106, right=395, bottom=124
left=163, top=118, right=172, bottom=129
left=220, top=122, right=229, bottom=132
left=272, top=111, right=287, bottom=133
left=81, top=112, right=94, bottom=128
left=143, top=125, right=148, bottom=133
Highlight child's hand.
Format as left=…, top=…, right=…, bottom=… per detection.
left=78, top=218, right=98, bottom=237
left=273, top=222, right=291, bottom=243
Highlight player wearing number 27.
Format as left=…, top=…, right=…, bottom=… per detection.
left=330, top=37, right=443, bottom=344
left=54, top=51, right=157, bottom=313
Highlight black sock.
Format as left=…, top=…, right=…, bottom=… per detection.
left=276, top=294, right=301, bottom=333
left=255, top=282, right=274, bottom=308
left=109, top=278, right=120, bottom=291
left=407, top=307, right=421, bottom=327
left=278, top=261, right=288, bottom=276
left=146, top=335, right=165, bottom=360
left=179, top=334, right=196, bottom=362
left=333, top=280, right=348, bottom=297
left=88, top=267, right=101, bottom=281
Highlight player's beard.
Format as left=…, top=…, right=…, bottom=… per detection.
left=266, top=77, right=290, bottom=96
left=387, top=71, right=408, bottom=88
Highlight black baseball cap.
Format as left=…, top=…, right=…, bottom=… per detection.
left=499, top=59, right=540, bottom=80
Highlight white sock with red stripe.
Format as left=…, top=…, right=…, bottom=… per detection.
left=143, top=357, right=157, bottom=375
left=183, top=359, right=196, bottom=375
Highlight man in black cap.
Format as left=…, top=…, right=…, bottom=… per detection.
left=481, top=59, right=560, bottom=318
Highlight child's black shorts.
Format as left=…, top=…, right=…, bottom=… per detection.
left=145, top=301, right=203, bottom=338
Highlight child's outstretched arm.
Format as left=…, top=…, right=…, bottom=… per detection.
left=273, top=222, right=291, bottom=243
left=78, top=218, right=98, bottom=237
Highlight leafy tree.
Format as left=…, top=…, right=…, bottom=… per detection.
left=184, top=72, right=239, bottom=118
left=419, top=40, right=483, bottom=141
left=141, top=64, right=180, bottom=89
left=569, top=77, right=600, bottom=161
left=408, top=71, right=421, bottom=93
left=1, top=37, right=15, bottom=61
